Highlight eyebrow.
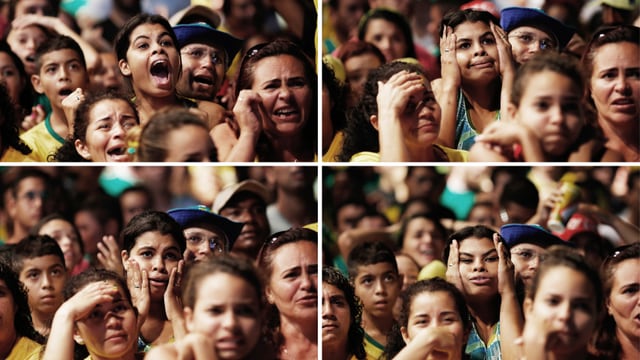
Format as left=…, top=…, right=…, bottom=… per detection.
left=457, top=31, right=493, bottom=43
left=459, top=248, right=497, bottom=257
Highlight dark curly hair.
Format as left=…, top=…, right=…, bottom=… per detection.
left=0, top=260, right=45, bottom=344
left=339, top=61, right=425, bottom=161
left=0, top=84, right=32, bottom=156
left=322, top=265, right=366, bottom=359
left=0, top=41, right=36, bottom=117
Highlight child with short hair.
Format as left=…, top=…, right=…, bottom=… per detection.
left=347, top=241, right=401, bottom=360
left=19, top=35, right=89, bottom=161
left=10, top=234, right=68, bottom=337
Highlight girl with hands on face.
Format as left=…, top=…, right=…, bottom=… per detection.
left=120, top=211, right=187, bottom=352
left=443, top=225, right=523, bottom=360
left=383, top=278, right=471, bottom=360
left=432, top=9, right=514, bottom=151
left=339, top=61, right=468, bottom=162
left=470, top=52, right=586, bottom=162
left=43, top=269, right=142, bottom=360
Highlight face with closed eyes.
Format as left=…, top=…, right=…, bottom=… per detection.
left=453, top=21, right=499, bottom=83
left=185, top=272, right=262, bottom=360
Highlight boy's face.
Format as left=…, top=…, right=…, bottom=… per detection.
left=18, top=254, right=67, bottom=317
left=353, top=262, right=400, bottom=319
left=31, top=49, right=88, bottom=109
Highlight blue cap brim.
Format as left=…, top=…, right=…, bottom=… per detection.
left=174, top=24, right=244, bottom=63
left=500, top=7, right=575, bottom=50
left=168, top=207, right=244, bottom=250
left=500, top=223, right=570, bottom=249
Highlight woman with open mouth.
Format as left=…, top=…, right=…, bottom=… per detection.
left=52, top=92, right=139, bottom=162
left=114, top=14, right=193, bottom=127
left=212, top=40, right=317, bottom=162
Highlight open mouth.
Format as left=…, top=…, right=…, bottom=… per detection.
left=150, top=59, right=171, bottom=88
left=193, top=75, right=214, bottom=86
left=25, top=55, right=36, bottom=63
left=59, top=88, right=73, bottom=97
left=106, top=145, right=130, bottom=161
left=274, top=107, right=299, bottom=120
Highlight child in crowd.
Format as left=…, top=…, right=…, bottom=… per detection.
left=516, top=246, right=603, bottom=360
left=434, top=9, right=513, bottom=150
left=470, top=52, right=586, bottom=162
left=347, top=241, right=401, bottom=359
left=53, top=91, right=140, bottom=162
left=119, top=211, right=186, bottom=351
left=384, top=278, right=471, bottom=360
left=43, top=268, right=142, bottom=360
left=19, top=35, right=89, bottom=162
left=444, top=225, right=521, bottom=360
left=30, top=213, right=90, bottom=276
left=397, top=213, right=448, bottom=269
left=147, top=256, right=268, bottom=360
left=339, top=61, right=467, bottom=162
left=10, top=234, right=68, bottom=337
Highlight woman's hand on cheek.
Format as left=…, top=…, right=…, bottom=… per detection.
left=126, top=259, right=149, bottom=331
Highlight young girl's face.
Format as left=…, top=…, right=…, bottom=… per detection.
left=75, top=281, right=138, bottom=359
left=251, top=54, right=312, bottom=138
left=453, top=21, right=499, bottom=83
left=38, top=218, right=82, bottom=272
left=402, top=217, right=445, bottom=268
left=524, top=266, right=598, bottom=356
left=344, top=52, right=383, bottom=104
left=122, top=231, right=182, bottom=301
left=589, top=42, right=640, bottom=127
left=164, top=124, right=214, bottom=162
left=363, top=19, right=407, bottom=63
left=120, top=23, right=180, bottom=98
left=185, top=272, right=262, bottom=360
left=401, top=290, right=466, bottom=357
left=6, top=25, right=48, bottom=75
left=457, top=237, right=499, bottom=298
left=0, top=52, right=26, bottom=105
left=512, top=70, right=583, bottom=158
left=77, top=98, right=138, bottom=162
left=607, top=258, right=640, bottom=343
left=398, top=75, right=441, bottom=147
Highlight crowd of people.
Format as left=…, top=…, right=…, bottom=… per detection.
left=322, top=165, right=639, bottom=359
left=323, top=0, right=640, bottom=162
left=0, top=165, right=319, bottom=359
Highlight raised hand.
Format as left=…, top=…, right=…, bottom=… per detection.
left=97, top=235, right=124, bottom=276
left=125, top=259, right=149, bottom=331
left=439, top=25, right=461, bottom=88
left=445, top=240, right=464, bottom=293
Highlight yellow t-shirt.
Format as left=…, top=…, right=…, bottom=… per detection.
left=6, top=336, right=42, bottom=360
left=322, top=131, right=344, bottom=162
left=363, top=333, right=384, bottom=360
left=350, top=145, right=468, bottom=162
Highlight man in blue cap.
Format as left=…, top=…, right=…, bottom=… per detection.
left=500, top=6, right=576, bottom=65
left=500, top=223, right=569, bottom=287
left=168, top=205, right=243, bottom=263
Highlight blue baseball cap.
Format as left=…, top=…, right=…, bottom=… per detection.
left=500, top=7, right=576, bottom=50
left=168, top=205, right=244, bottom=250
left=500, top=223, right=570, bottom=249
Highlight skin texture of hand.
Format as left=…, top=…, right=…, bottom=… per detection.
left=64, top=281, right=120, bottom=321
left=529, top=188, right=564, bottom=226
left=473, top=121, right=545, bottom=161
left=21, top=105, right=45, bottom=131
left=434, top=25, right=460, bottom=148
left=97, top=235, right=125, bottom=277
left=376, top=71, right=424, bottom=119
left=145, top=333, right=217, bottom=360
left=439, top=26, right=461, bottom=88
left=165, top=260, right=186, bottom=340
left=397, top=326, right=459, bottom=360
left=494, top=233, right=515, bottom=296
left=446, top=239, right=464, bottom=293
left=61, top=88, right=85, bottom=135
left=490, top=22, right=514, bottom=79
left=216, top=89, right=266, bottom=161
left=125, top=259, right=149, bottom=332
left=233, top=90, right=264, bottom=137
left=514, top=311, right=567, bottom=360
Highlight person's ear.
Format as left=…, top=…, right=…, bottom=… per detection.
left=31, top=74, right=44, bottom=94
left=121, top=250, right=130, bottom=272
left=265, top=286, right=275, bottom=304
left=370, top=114, right=379, bottom=131
left=74, top=139, right=91, bottom=160
left=73, top=328, right=85, bottom=345
left=184, top=307, right=195, bottom=332
left=506, top=102, right=518, bottom=121
left=400, top=326, right=410, bottom=344
left=119, top=59, right=131, bottom=77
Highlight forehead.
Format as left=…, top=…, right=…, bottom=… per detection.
left=8, top=25, right=47, bottom=40
left=323, top=283, right=346, bottom=298
left=17, top=176, right=45, bottom=191
left=89, top=98, right=134, bottom=116
left=39, top=218, right=73, bottom=232
left=407, top=216, right=436, bottom=230
left=366, top=18, right=402, bottom=35
left=510, top=243, right=545, bottom=252
left=129, top=23, right=171, bottom=42
left=454, top=21, right=491, bottom=37
left=356, top=261, right=396, bottom=276
left=132, top=231, right=179, bottom=250
left=40, top=49, right=83, bottom=65
left=225, top=193, right=264, bottom=208
left=184, top=224, right=226, bottom=238
left=592, top=42, right=640, bottom=68
left=411, top=291, right=455, bottom=313
left=21, top=254, right=65, bottom=270
left=253, top=55, right=306, bottom=79
left=458, top=237, right=494, bottom=253
left=271, top=240, right=317, bottom=263
left=0, top=52, right=19, bottom=66
left=509, top=25, right=553, bottom=38
left=612, top=259, right=640, bottom=286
